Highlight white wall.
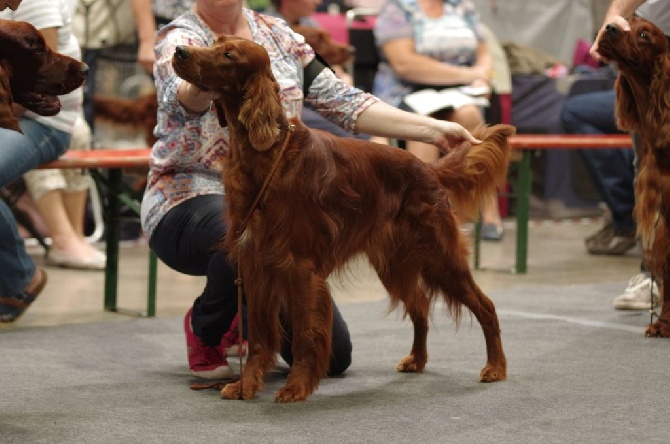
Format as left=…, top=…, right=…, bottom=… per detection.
left=472, top=0, right=596, bottom=63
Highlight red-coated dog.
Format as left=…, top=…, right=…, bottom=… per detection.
left=0, top=19, right=88, bottom=132
left=291, top=24, right=354, bottom=66
left=173, top=35, right=510, bottom=402
left=598, top=16, right=670, bottom=337
left=93, top=93, right=158, bottom=146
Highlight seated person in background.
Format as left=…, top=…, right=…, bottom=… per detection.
left=23, top=115, right=106, bottom=270
left=2, top=0, right=105, bottom=271
left=372, top=0, right=503, bottom=240
left=561, top=86, right=659, bottom=311
left=560, top=88, right=636, bottom=256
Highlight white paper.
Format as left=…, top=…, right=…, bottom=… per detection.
left=403, top=87, right=490, bottom=116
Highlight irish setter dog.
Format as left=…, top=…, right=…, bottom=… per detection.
left=173, top=35, right=510, bottom=402
left=291, top=24, right=354, bottom=66
left=599, top=16, right=670, bottom=337
left=93, top=93, right=159, bottom=146
left=0, top=19, right=88, bottom=132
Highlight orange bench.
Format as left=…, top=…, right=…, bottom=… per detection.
left=473, top=134, right=634, bottom=274
left=40, top=148, right=156, bottom=317
left=40, top=135, right=633, bottom=311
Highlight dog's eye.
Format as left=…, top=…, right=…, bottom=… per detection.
left=639, top=31, right=649, bottom=40
left=224, top=52, right=234, bottom=60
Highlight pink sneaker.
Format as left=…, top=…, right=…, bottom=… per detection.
left=184, top=308, right=233, bottom=379
left=222, top=313, right=248, bottom=357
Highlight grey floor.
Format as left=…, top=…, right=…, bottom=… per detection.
left=2, top=218, right=668, bottom=443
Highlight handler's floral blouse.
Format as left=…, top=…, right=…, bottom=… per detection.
left=141, top=8, right=377, bottom=237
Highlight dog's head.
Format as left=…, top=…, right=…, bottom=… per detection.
left=173, top=35, right=284, bottom=150
left=598, top=16, right=668, bottom=79
left=292, top=24, right=354, bottom=66
left=598, top=16, right=670, bottom=133
left=0, top=18, right=88, bottom=128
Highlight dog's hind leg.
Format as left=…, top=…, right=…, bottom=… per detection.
left=424, top=255, right=507, bottom=382
left=375, top=263, right=430, bottom=373
left=274, top=263, right=333, bottom=403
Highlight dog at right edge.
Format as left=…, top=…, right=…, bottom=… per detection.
left=172, top=35, right=510, bottom=402
left=598, top=16, right=670, bottom=337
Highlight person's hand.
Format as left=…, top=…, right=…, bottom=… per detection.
left=430, top=120, right=481, bottom=153
left=137, top=39, right=156, bottom=74
left=178, top=81, right=220, bottom=113
left=0, top=0, right=22, bottom=11
left=590, top=15, right=630, bottom=62
left=471, top=65, right=492, bottom=84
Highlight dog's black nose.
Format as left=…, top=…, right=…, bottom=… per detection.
left=174, top=46, right=190, bottom=60
left=80, top=63, right=89, bottom=77
left=605, top=23, right=620, bottom=35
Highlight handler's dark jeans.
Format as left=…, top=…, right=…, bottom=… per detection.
left=149, top=194, right=352, bottom=375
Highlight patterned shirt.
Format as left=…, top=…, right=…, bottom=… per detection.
left=140, top=9, right=378, bottom=237
left=372, top=0, right=483, bottom=107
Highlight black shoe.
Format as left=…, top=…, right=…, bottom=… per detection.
left=587, top=230, right=636, bottom=255
left=584, top=220, right=614, bottom=248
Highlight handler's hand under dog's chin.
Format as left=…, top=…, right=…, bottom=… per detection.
left=590, top=15, right=630, bottom=62
left=433, top=121, right=481, bottom=153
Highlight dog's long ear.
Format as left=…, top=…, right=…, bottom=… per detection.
left=238, top=72, right=282, bottom=150
left=647, top=53, right=670, bottom=147
left=614, top=75, right=639, bottom=132
left=0, top=62, right=21, bottom=133
left=213, top=99, right=228, bottom=128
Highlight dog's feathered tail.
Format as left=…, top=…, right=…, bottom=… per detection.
left=432, top=124, right=515, bottom=220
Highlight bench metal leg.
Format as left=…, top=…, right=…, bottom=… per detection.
left=147, top=251, right=157, bottom=317
left=92, top=168, right=157, bottom=317
left=103, top=168, right=121, bottom=311
left=514, top=151, right=532, bottom=274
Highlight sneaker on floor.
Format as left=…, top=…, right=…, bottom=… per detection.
left=586, top=230, right=636, bottom=255
left=184, top=308, right=233, bottom=379
left=584, top=219, right=614, bottom=248
left=481, top=223, right=503, bottom=241
left=613, top=273, right=660, bottom=310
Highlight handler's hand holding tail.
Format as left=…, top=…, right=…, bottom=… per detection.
left=431, top=120, right=482, bottom=153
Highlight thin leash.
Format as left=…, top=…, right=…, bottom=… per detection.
left=233, top=123, right=295, bottom=399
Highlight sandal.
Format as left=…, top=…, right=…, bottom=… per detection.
left=0, top=268, right=48, bottom=323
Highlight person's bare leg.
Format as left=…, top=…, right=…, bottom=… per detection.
left=62, top=189, right=88, bottom=238
left=34, top=190, right=97, bottom=259
left=406, top=140, right=439, bottom=162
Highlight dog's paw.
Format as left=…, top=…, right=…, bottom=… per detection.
left=220, top=381, right=258, bottom=400
left=396, top=354, right=426, bottom=373
left=274, top=384, right=310, bottom=403
left=645, top=321, right=670, bottom=338
left=479, top=363, right=507, bottom=382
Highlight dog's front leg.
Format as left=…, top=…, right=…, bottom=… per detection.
left=220, top=341, right=274, bottom=400
left=275, top=270, right=333, bottom=403
left=221, top=267, right=281, bottom=400
left=645, top=279, right=670, bottom=338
